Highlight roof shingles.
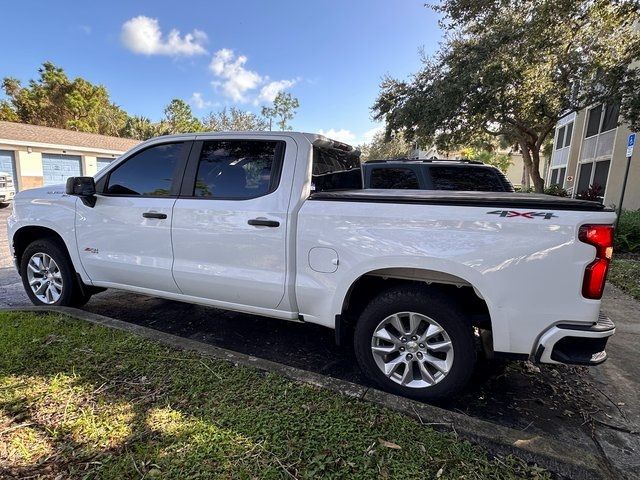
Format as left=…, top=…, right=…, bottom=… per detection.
left=0, top=121, right=140, bottom=152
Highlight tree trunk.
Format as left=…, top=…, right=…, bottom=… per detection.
left=529, top=145, right=545, bottom=193
left=519, top=142, right=545, bottom=193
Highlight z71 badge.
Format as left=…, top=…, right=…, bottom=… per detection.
left=487, top=210, right=557, bottom=220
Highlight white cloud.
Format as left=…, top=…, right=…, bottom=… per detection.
left=209, top=49, right=262, bottom=102
left=258, top=79, right=297, bottom=103
left=78, top=25, right=92, bottom=35
left=189, top=92, right=214, bottom=109
left=362, top=125, right=384, bottom=144
left=121, top=16, right=207, bottom=56
left=317, top=129, right=357, bottom=144
left=209, top=49, right=297, bottom=103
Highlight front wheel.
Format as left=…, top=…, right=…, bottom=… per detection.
left=354, top=286, right=476, bottom=402
left=20, top=239, right=92, bottom=307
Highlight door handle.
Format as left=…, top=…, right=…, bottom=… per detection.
left=248, top=218, right=280, bottom=227
left=143, top=212, right=167, bottom=219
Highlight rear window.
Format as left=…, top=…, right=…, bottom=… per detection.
left=429, top=166, right=509, bottom=192
left=312, top=144, right=362, bottom=192
left=369, top=167, right=420, bottom=189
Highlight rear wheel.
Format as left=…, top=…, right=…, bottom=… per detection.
left=20, top=239, right=92, bottom=307
left=354, top=286, right=476, bottom=401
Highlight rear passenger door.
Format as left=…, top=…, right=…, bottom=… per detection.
left=171, top=136, right=295, bottom=310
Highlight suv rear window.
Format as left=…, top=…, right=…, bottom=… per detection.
left=429, top=166, right=508, bottom=192
left=370, top=167, right=419, bottom=189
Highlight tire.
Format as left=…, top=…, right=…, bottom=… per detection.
left=20, top=239, right=92, bottom=307
left=354, top=285, right=476, bottom=402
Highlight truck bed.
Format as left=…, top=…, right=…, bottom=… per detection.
left=309, top=189, right=612, bottom=211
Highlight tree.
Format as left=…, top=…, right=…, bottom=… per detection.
left=123, top=115, right=157, bottom=140
left=261, top=92, right=299, bottom=131
left=159, top=99, right=203, bottom=134
left=202, top=107, right=268, bottom=131
left=0, top=62, right=129, bottom=136
left=373, top=1, right=640, bottom=192
left=360, top=131, right=412, bottom=161
left=460, top=148, right=513, bottom=173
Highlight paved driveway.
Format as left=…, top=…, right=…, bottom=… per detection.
left=1, top=206, right=638, bottom=478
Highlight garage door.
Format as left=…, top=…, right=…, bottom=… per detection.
left=42, top=154, right=82, bottom=186
left=0, top=150, right=18, bottom=191
left=97, top=157, right=113, bottom=172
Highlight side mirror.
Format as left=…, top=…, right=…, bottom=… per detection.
left=66, top=177, right=97, bottom=207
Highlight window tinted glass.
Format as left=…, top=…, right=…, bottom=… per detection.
left=370, top=167, right=420, bottom=189
left=576, top=162, right=593, bottom=196
left=550, top=169, right=559, bottom=185
left=593, top=160, right=610, bottom=194
left=194, top=140, right=282, bottom=198
left=601, top=103, right=619, bottom=133
left=558, top=167, right=566, bottom=186
left=564, top=122, right=573, bottom=147
left=585, top=105, right=602, bottom=137
left=106, top=143, right=182, bottom=196
left=429, top=166, right=506, bottom=192
left=555, top=126, right=565, bottom=149
left=312, top=145, right=362, bottom=192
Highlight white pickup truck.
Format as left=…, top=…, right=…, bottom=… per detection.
left=7, top=132, right=617, bottom=400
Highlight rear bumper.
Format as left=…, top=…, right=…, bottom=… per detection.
left=534, top=313, right=615, bottom=365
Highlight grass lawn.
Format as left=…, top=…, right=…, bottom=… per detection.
left=609, top=258, right=640, bottom=301
left=0, top=312, right=547, bottom=479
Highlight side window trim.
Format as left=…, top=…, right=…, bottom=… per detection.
left=179, top=139, right=286, bottom=200
left=98, top=141, right=193, bottom=198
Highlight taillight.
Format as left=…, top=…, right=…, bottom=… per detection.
left=579, top=224, right=614, bottom=299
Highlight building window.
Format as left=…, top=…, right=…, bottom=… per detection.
left=555, top=126, right=565, bottom=149
left=564, top=122, right=573, bottom=147
left=576, top=159, right=610, bottom=203
left=601, top=103, right=620, bottom=133
left=554, top=121, right=573, bottom=150
left=585, top=103, right=620, bottom=138
left=549, top=167, right=566, bottom=187
left=585, top=105, right=603, bottom=138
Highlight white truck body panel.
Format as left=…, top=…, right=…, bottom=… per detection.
left=7, top=131, right=616, bottom=363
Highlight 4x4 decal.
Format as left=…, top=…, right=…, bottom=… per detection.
left=487, top=210, right=557, bottom=220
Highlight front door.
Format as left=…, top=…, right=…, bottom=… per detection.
left=76, top=141, right=191, bottom=292
left=171, top=137, right=293, bottom=309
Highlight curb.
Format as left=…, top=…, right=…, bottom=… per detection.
left=2, top=306, right=612, bottom=479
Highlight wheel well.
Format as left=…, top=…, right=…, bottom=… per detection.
left=337, top=269, right=491, bottom=344
left=12, top=226, right=69, bottom=272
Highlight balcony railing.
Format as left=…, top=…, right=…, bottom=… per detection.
left=550, top=146, right=569, bottom=167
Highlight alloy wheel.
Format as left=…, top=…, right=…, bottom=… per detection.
left=371, top=311, right=454, bottom=388
left=26, top=253, right=63, bottom=304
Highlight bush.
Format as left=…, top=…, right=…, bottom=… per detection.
left=615, top=209, right=640, bottom=253
left=544, top=184, right=568, bottom=197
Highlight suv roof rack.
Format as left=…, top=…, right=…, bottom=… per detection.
left=366, top=158, right=485, bottom=165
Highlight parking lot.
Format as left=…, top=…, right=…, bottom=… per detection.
left=1, top=206, right=638, bottom=478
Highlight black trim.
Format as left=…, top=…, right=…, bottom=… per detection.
left=99, top=141, right=192, bottom=198
left=492, top=352, right=530, bottom=361
left=309, top=189, right=613, bottom=211
left=178, top=139, right=286, bottom=200
left=550, top=336, right=609, bottom=365
left=556, top=314, right=614, bottom=332
left=247, top=219, right=279, bottom=227
left=143, top=212, right=168, bottom=219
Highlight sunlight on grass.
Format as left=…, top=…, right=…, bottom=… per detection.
left=0, top=311, right=549, bottom=479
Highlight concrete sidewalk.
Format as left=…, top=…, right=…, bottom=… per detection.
left=593, top=284, right=640, bottom=479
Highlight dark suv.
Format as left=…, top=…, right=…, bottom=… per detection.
left=362, top=159, right=515, bottom=192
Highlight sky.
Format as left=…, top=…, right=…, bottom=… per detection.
left=0, top=0, right=443, bottom=145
